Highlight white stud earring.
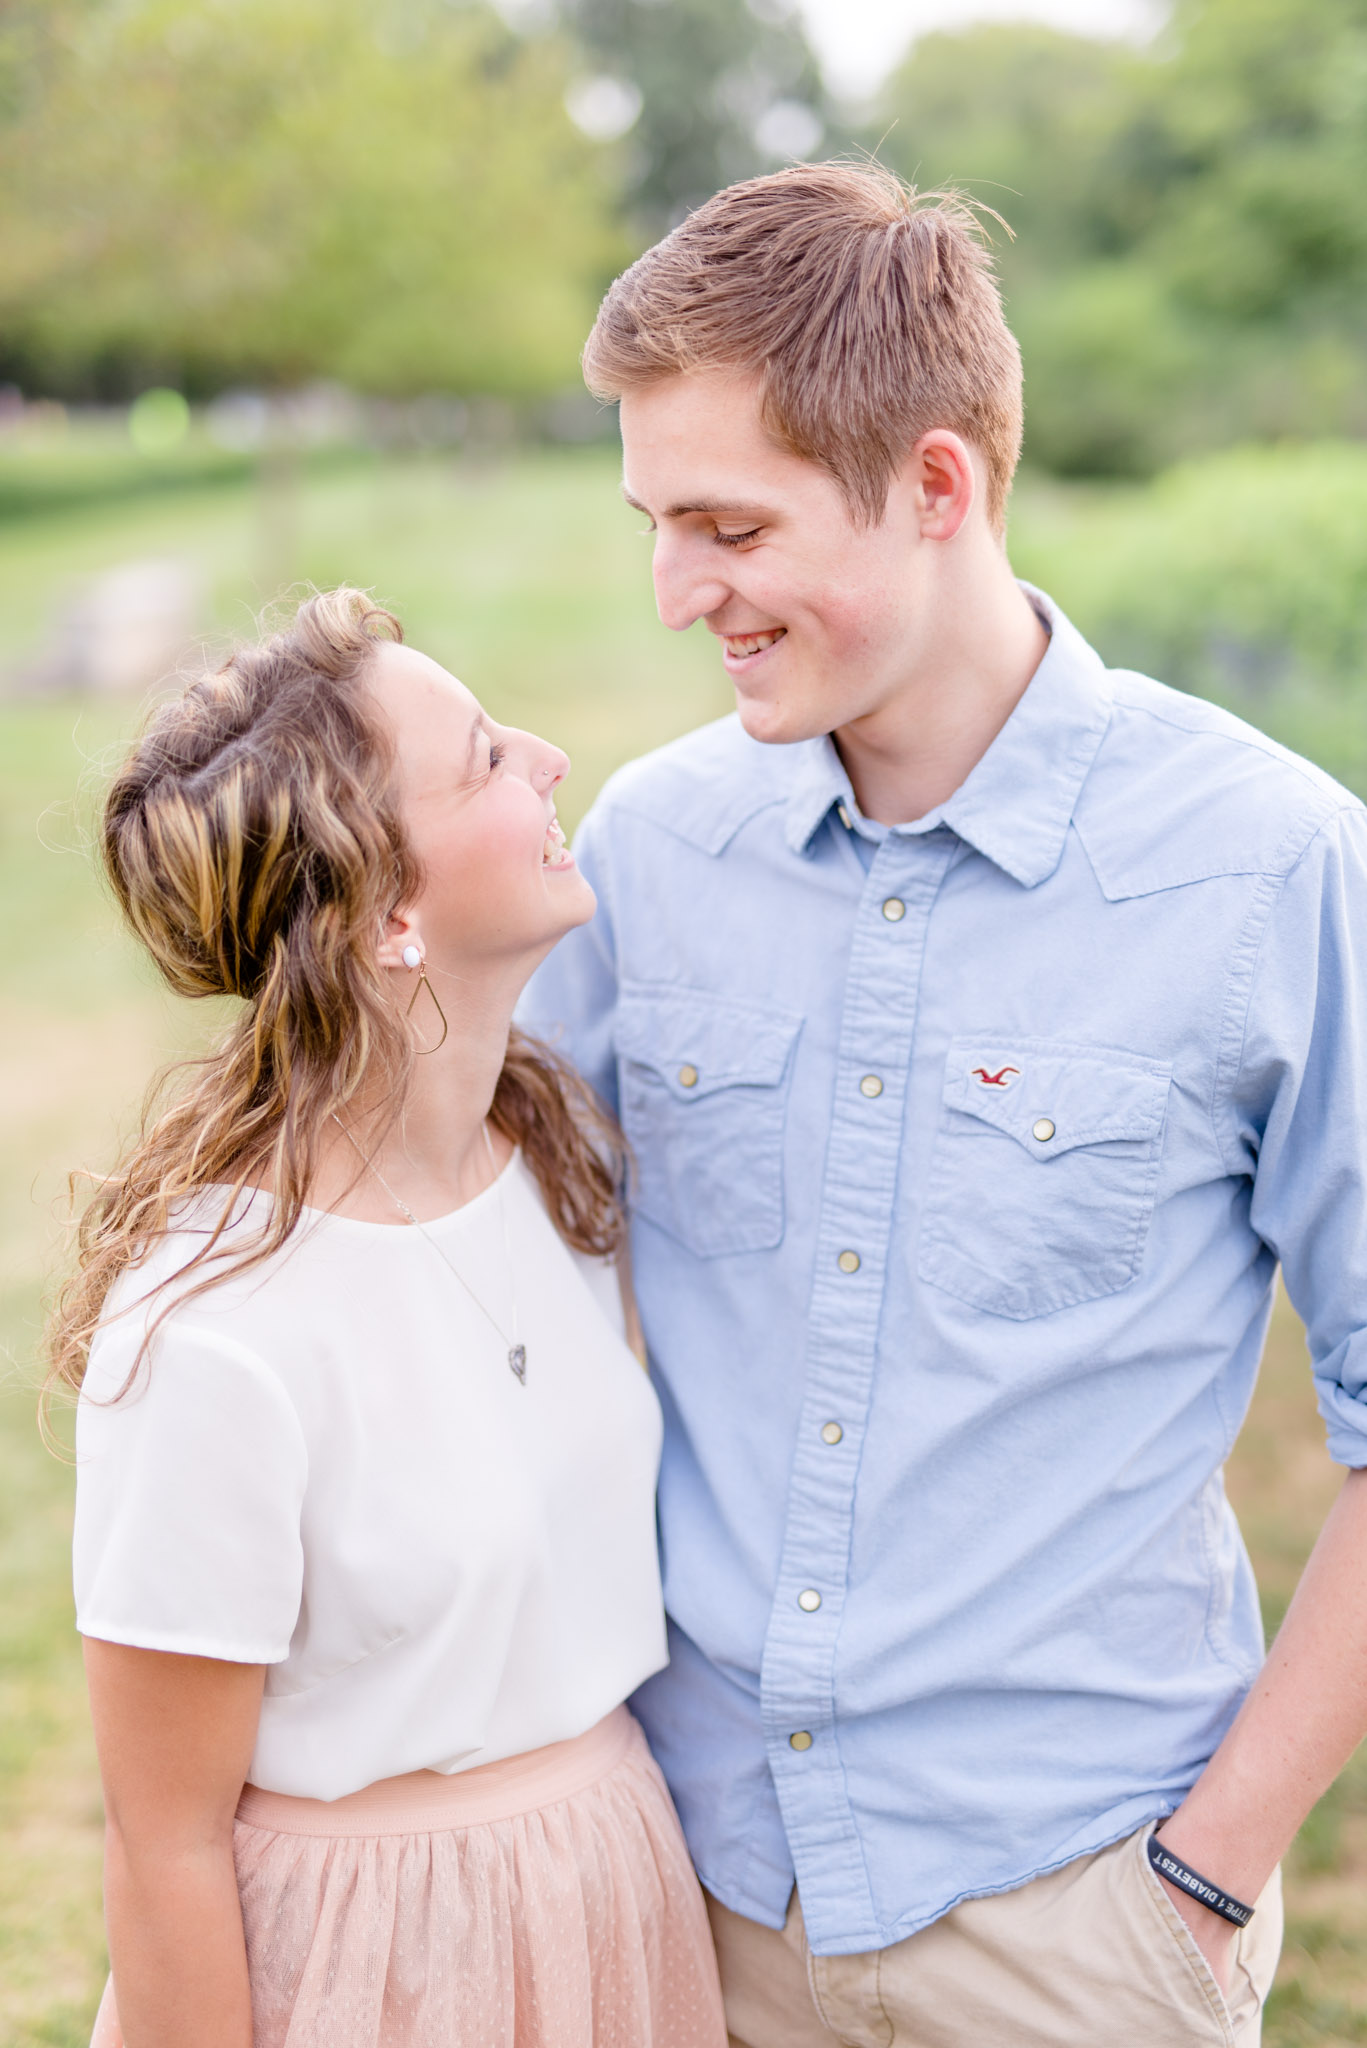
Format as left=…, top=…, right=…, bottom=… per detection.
left=401, top=944, right=422, bottom=970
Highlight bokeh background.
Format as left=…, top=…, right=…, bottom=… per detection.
left=4, top=0, right=1367, bottom=2040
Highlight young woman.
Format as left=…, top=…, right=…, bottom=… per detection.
left=50, top=589, right=726, bottom=2048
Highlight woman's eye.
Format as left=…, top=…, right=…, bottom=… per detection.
left=714, top=528, right=761, bottom=549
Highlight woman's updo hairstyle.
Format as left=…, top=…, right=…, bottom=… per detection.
left=106, top=587, right=412, bottom=1017
left=47, top=589, right=623, bottom=1400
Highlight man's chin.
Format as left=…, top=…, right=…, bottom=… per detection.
left=733, top=689, right=828, bottom=748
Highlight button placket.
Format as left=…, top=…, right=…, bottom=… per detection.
left=760, top=837, right=955, bottom=1938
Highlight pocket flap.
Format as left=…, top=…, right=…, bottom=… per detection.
left=943, top=1037, right=1170, bottom=1157
left=616, top=983, right=802, bottom=1100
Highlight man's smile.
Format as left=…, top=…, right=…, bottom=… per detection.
left=720, top=626, right=787, bottom=667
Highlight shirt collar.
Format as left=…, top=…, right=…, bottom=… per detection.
left=783, top=586, right=1114, bottom=888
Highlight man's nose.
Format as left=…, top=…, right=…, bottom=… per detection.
left=652, top=534, right=730, bottom=634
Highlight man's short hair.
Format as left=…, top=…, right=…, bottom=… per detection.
left=584, top=161, right=1024, bottom=536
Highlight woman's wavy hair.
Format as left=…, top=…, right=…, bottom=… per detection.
left=45, top=587, right=624, bottom=1401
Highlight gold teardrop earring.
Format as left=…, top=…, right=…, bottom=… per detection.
left=400, top=943, right=449, bottom=1053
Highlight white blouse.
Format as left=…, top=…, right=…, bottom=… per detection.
left=74, top=1153, right=667, bottom=1800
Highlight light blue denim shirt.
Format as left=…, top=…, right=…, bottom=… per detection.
left=520, top=590, right=1367, bottom=1956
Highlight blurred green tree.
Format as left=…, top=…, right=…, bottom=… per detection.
left=558, top=0, right=829, bottom=235
left=0, top=0, right=622, bottom=400
left=878, top=0, right=1367, bottom=476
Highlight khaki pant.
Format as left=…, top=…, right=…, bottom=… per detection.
left=708, top=1824, right=1283, bottom=2048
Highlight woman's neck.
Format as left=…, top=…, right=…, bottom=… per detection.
left=316, top=983, right=518, bottom=1225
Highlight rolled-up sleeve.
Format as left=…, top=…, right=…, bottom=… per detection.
left=519, top=802, right=622, bottom=1117
left=1230, top=806, right=1367, bottom=1465
left=75, top=1319, right=308, bottom=1662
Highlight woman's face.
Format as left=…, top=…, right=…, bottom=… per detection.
left=366, top=642, right=595, bottom=990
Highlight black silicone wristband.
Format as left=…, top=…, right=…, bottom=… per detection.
left=1147, top=1834, right=1255, bottom=1928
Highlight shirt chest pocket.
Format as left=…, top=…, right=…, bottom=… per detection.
left=917, top=1037, right=1172, bottom=1321
left=615, top=984, right=803, bottom=1258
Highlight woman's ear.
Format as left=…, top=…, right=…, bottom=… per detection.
left=377, top=910, right=423, bottom=973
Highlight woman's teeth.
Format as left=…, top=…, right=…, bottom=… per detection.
left=724, top=627, right=786, bottom=660
left=542, top=819, right=572, bottom=868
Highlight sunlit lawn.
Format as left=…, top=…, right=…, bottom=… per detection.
left=0, top=453, right=1362, bottom=2044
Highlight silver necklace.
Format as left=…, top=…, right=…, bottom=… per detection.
left=332, top=1115, right=526, bottom=1385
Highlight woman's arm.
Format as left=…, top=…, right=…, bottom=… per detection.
left=84, top=1640, right=266, bottom=2048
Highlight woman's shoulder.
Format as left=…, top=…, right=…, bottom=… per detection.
left=87, top=1185, right=290, bottom=1397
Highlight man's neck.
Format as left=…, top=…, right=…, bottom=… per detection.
left=833, top=562, right=1050, bottom=827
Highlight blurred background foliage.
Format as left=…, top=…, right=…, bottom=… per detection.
left=559, top=0, right=828, bottom=235
left=879, top=0, right=1367, bottom=477
left=7, top=0, right=1367, bottom=747
left=9, top=0, right=1367, bottom=466
left=0, top=0, right=623, bottom=400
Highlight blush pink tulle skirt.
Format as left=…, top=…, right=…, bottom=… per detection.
left=89, top=1706, right=726, bottom=2048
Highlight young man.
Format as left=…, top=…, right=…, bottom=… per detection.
left=521, top=164, right=1367, bottom=2045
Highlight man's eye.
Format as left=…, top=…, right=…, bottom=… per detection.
left=714, top=528, right=761, bottom=549
left=487, top=742, right=507, bottom=771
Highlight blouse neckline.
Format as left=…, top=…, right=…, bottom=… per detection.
left=206, top=1146, right=525, bottom=1240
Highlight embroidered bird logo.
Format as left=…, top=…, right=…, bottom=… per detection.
left=971, top=1064, right=1020, bottom=1088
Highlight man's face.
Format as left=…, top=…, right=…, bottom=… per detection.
left=619, top=369, right=939, bottom=745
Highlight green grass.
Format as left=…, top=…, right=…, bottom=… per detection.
left=0, top=424, right=257, bottom=526
left=0, top=451, right=1363, bottom=2043
left=0, top=443, right=728, bottom=808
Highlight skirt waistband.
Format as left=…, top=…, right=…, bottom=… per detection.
left=235, top=1706, right=637, bottom=1838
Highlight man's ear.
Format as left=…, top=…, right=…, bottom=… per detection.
left=911, top=430, right=977, bottom=542
left=377, top=909, right=423, bottom=972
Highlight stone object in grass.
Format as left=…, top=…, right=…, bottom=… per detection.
left=14, top=557, right=201, bottom=697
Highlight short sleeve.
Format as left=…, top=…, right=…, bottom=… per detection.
left=74, top=1316, right=308, bottom=1662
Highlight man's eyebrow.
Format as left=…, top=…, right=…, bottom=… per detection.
left=464, top=716, right=484, bottom=773
left=620, top=485, right=772, bottom=521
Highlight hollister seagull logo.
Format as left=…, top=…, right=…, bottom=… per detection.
left=970, top=1063, right=1021, bottom=1089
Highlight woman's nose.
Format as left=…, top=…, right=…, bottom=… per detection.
left=533, top=743, right=569, bottom=791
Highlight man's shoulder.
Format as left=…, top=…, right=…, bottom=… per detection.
left=584, top=713, right=794, bottom=856
left=1075, top=667, right=1363, bottom=900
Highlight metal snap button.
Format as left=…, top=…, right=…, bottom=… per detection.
left=1032, top=1118, right=1056, bottom=1142
left=881, top=898, right=906, bottom=922
left=678, top=1064, right=699, bottom=1088
left=789, top=1730, right=813, bottom=1751
left=821, top=1421, right=844, bottom=1445
left=859, top=1074, right=883, bottom=1098
left=837, top=1249, right=861, bottom=1274
left=797, top=1589, right=822, bottom=1612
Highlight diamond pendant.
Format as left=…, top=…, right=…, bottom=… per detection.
left=508, top=1344, right=527, bottom=1385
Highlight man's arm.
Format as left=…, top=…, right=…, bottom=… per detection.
left=1157, top=1468, right=1367, bottom=1985
left=1159, top=805, right=1367, bottom=1988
